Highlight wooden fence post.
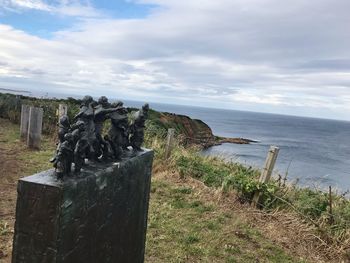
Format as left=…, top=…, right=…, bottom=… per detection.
left=252, top=146, right=280, bottom=208
left=165, top=128, right=175, bottom=159
left=27, top=107, right=43, bottom=149
left=20, top=105, right=30, bottom=140
left=329, top=186, right=334, bottom=225
left=58, top=104, right=68, bottom=119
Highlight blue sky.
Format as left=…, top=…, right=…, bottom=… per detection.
left=0, top=0, right=350, bottom=120
left=0, top=0, right=154, bottom=37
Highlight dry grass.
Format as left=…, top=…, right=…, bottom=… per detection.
left=150, top=159, right=350, bottom=263
left=146, top=170, right=303, bottom=262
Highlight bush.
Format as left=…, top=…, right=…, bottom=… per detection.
left=291, top=188, right=329, bottom=219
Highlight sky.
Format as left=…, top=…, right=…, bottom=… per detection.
left=0, top=0, right=350, bottom=120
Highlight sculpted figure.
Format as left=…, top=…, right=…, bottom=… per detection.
left=74, top=95, right=97, bottom=160
left=94, top=96, right=120, bottom=159
left=108, top=101, right=129, bottom=159
left=102, top=134, right=115, bottom=160
left=53, top=133, right=74, bottom=180
left=58, top=115, right=71, bottom=143
left=50, top=115, right=71, bottom=164
left=129, top=103, right=149, bottom=151
left=72, top=120, right=89, bottom=173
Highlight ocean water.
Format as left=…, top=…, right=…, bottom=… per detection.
left=127, top=100, right=350, bottom=192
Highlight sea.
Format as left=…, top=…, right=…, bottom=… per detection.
left=126, top=100, right=350, bottom=193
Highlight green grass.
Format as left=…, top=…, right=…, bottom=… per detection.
left=161, top=143, right=350, bottom=239
left=0, top=118, right=55, bottom=177
left=18, top=136, right=55, bottom=176
left=0, top=221, right=10, bottom=236
left=0, top=119, right=20, bottom=147
left=145, top=179, right=303, bottom=263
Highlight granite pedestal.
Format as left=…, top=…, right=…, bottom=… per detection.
left=12, top=149, right=154, bottom=263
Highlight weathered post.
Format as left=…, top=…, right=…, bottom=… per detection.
left=20, top=105, right=30, bottom=140
left=165, top=128, right=175, bottom=159
left=58, top=104, right=68, bottom=119
left=27, top=107, right=43, bottom=149
left=329, top=186, right=334, bottom=225
left=252, top=146, right=279, bottom=207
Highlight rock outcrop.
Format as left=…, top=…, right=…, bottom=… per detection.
left=152, top=111, right=256, bottom=148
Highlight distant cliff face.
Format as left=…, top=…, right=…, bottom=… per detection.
left=145, top=109, right=215, bottom=148
left=147, top=109, right=254, bottom=148
left=157, top=112, right=216, bottom=148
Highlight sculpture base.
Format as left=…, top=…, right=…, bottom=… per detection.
left=12, top=149, right=154, bottom=263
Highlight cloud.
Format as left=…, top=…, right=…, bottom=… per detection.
left=0, top=0, right=350, bottom=119
left=5, top=0, right=51, bottom=11
left=0, top=0, right=102, bottom=17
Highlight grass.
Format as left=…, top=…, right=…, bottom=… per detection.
left=0, top=221, right=10, bottom=236
left=169, top=143, right=350, bottom=238
left=146, top=179, right=302, bottom=263
left=0, top=118, right=54, bottom=176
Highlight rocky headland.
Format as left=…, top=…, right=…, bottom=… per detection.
left=148, top=110, right=257, bottom=148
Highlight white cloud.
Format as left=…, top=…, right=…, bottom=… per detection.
left=0, top=0, right=102, bottom=17
left=0, top=0, right=350, bottom=119
left=9, top=0, right=51, bottom=11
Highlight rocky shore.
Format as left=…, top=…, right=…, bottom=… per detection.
left=213, top=136, right=258, bottom=146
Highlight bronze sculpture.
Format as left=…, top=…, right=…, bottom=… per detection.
left=72, top=120, right=89, bottom=174
left=94, top=96, right=120, bottom=160
left=53, top=133, right=74, bottom=179
left=52, top=95, right=149, bottom=179
left=50, top=115, right=71, bottom=165
left=108, top=101, right=129, bottom=159
left=58, top=115, right=71, bottom=143
left=129, top=103, right=149, bottom=151
left=74, top=95, right=97, bottom=160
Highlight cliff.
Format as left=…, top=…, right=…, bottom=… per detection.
left=147, top=109, right=255, bottom=148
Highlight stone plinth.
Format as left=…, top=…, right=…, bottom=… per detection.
left=12, top=149, right=154, bottom=263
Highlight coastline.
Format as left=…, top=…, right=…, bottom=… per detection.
left=213, top=136, right=258, bottom=147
